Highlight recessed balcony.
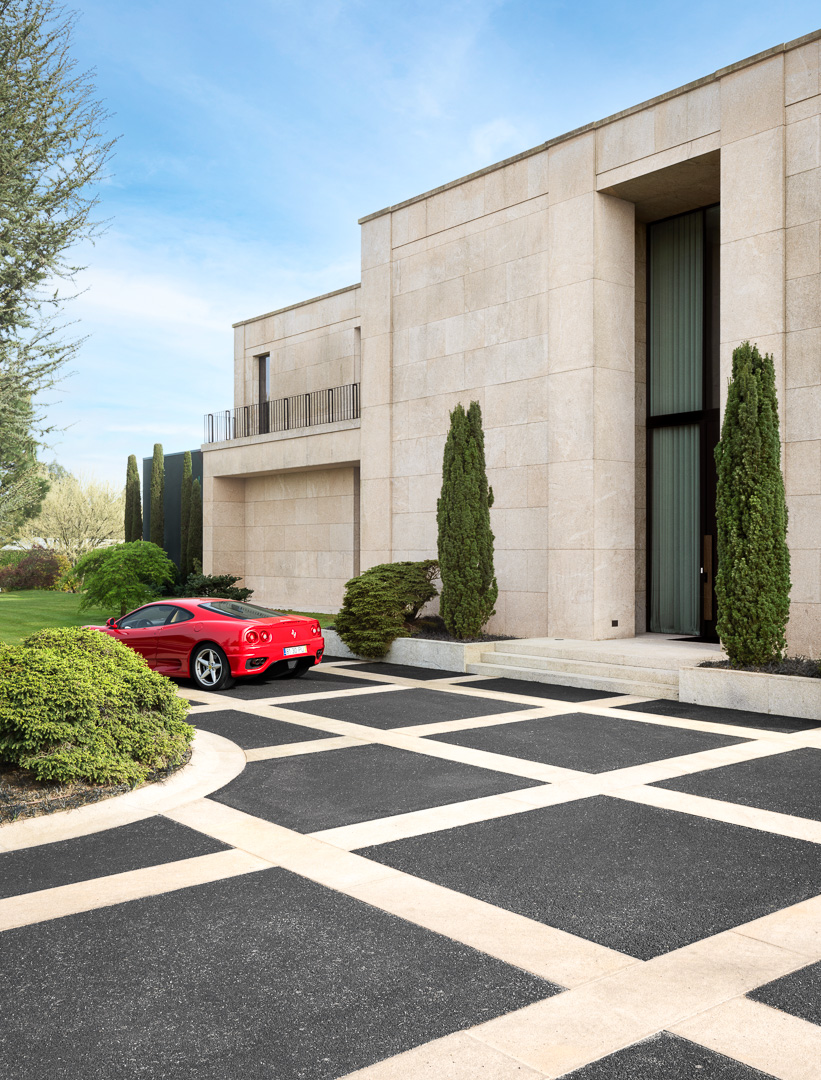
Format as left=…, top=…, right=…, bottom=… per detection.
left=203, top=383, right=360, bottom=444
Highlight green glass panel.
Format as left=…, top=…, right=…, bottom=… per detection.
left=649, top=212, right=703, bottom=416
left=650, top=425, right=699, bottom=635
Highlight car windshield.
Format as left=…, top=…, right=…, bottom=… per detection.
left=201, top=601, right=286, bottom=620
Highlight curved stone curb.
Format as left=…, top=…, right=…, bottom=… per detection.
left=0, top=730, right=246, bottom=853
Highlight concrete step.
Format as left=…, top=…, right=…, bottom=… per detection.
left=478, top=650, right=679, bottom=687
left=467, top=660, right=678, bottom=701
left=491, top=638, right=719, bottom=672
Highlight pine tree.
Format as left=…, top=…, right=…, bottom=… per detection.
left=124, top=454, right=142, bottom=542
left=437, top=400, right=497, bottom=638
left=714, top=342, right=791, bottom=665
left=187, top=477, right=203, bottom=574
left=149, top=443, right=164, bottom=549
left=179, top=450, right=192, bottom=579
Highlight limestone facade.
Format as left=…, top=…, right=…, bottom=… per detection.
left=203, top=31, right=821, bottom=654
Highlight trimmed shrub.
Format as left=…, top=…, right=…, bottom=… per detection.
left=437, top=400, right=498, bottom=638
left=0, top=627, right=193, bottom=785
left=0, top=546, right=70, bottom=590
left=715, top=342, right=791, bottom=665
left=183, top=572, right=252, bottom=601
left=335, top=560, right=439, bottom=658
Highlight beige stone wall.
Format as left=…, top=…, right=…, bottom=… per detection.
left=233, top=285, right=361, bottom=408
left=242, top=467, right=357, bottom=612
left=784, top=37, right=821, bottom=654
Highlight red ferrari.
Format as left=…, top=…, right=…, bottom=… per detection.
left=87, top=598, right=324, bottom=691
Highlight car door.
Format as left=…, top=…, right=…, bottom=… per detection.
left=154, top=605, right=197, bottom=674
left=114, top=604, right=177, bottom=667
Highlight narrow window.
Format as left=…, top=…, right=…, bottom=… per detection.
left=257, top=354, right=270, bottom=434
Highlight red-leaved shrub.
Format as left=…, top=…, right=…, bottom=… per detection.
left=0, top=548, right=70, bottom=590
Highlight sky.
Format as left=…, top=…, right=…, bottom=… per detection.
left=39, top=0, right=820, bottom=483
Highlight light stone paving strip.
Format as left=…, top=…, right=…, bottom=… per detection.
left=245, top=735, right=373, bottom=761
left=0, top=849, right=270, bottom=932
left=670, top=997, right=821, bottom=1080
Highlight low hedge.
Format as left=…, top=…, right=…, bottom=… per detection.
left=335, top=560, right=439, bottom=659
left=0, top=627, right=193, bottom=786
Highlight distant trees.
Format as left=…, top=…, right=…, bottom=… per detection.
left=715, top=342, right=791, bottom=665
left=21, top=473, right=124, bottom=564
left=124, top=455, right=142, bottom=542
left=437, top=401, right=497, bottom=638
left=149, top=444, right=164, bottom=549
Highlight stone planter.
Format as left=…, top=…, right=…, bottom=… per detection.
left=680, top=665, right=821, bottom=722
left=321, top=628, right=492, bottom=673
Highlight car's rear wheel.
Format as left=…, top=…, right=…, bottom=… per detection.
left=190, top=644, right=235, bottom=691
left=282, top=658, right=312, bottom=679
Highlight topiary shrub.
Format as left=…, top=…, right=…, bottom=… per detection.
left=183, top=572, right=253, bottom=601
left=715, top=341, right=791, bottom=665
left=0, top=546, right=69, bottom=590
left=437, top=400, right=498, bottom=639
left=335, top=560, right=439, bottom=658
left=0, top=627, right=193, bottom=786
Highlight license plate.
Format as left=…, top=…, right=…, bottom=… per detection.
left=283, top=645, right=308, bottom=656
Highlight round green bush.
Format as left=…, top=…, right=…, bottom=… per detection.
left=0, top=628, right=194, bottom=786
left=335, top=560, right=439, bottom=659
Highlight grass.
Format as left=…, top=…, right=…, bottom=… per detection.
left=0, top=590, right=118, bottom=646
left=0, top=591, right=337, bottom=646
left=278, top=608, right=336, bottom=628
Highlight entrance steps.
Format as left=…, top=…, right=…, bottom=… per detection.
left=467, top=635, right=725, bottom=701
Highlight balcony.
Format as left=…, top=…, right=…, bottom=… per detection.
left=204, top=383, right=360, bottom=444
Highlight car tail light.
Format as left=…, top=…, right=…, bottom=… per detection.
left=260, top=630, right=271, bottom=642
left=312, top=622, right=320, bottom=634
left=245, top=629, right=259, bottom=644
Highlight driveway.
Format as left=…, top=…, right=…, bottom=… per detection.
left=1, top=658, right=820, bottom=1079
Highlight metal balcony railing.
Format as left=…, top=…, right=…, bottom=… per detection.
left=204, top=383, right=360, bottom=444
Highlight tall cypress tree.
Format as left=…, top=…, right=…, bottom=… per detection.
left=187, top=477, right=203, bottom=574
left=149, top=443, right=164, bottom=549
left=437, top=400, right=497, bottom=638
left=714, top=341, right=790, bottom=664
left=180, top=450, right=193, bottom=580
left=124, top=454, right=142, bottom=542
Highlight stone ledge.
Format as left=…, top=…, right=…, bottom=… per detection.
left=322, top=628, right=491, bottom=673
left=680, top=665, right=821, bottom=721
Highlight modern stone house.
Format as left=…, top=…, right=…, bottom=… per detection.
left=203, top=31, right=821, bottom=657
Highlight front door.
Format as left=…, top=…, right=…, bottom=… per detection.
left=647, top=205, right=720, bottom=640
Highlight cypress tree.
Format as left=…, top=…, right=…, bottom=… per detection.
left=180, top=451, right=193, bottom=579
left=124, top=455, right=142, bottom=542
left=187, top=478, right=203, bottom=573
left=437, top=400, right=497, bottom=638
left=714, top=341, right=791, bottom=665
left=149, top=443, right=165, bottom=549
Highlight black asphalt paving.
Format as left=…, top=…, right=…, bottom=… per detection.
left=328, top=661, right=463, bottom=680
left=653, top=748, right=821, bottom=821
left=0, top=869, right=558, bottom=1080
left=208, top=743, right=542, bottom=832
left=220, top=670, right=378, bottom=699
left=747, top=961, right=821, bottom=1026
left=190, top=709, right=333, bottom=750
left=467, top=677, right=621, bottom=702
left=425, top=712, right=748, bottom=773
left=0, top=818, right=228, bottom=900
left=273, top=686, right=532, bottom=727
left=357, top=796, right=821, bottom=960
left=561, top=1032, right=779, bottom=1078
left=615, top=698, right=820, bottom=733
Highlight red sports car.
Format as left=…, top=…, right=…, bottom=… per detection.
left=87, top=598, right=324, bottom=691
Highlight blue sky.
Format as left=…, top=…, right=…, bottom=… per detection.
left=47, top=0, right=819, bottom=483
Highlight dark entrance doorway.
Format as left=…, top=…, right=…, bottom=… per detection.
left=647, top=205, right=720, bottom=641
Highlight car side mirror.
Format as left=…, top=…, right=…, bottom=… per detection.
left=106, top=617, right=117, bottom=627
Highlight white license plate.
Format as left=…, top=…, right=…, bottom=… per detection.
left=283, top=645, right=308, bottom=656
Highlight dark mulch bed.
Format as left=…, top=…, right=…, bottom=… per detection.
left=699, top=656, right=820, bottom=679
left=327, top=614, right=517, bottom=646
left=0, top=750, right=193, bottom=825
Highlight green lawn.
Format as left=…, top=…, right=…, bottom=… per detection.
left=0, top=591, right=336, bottom=646
left=0, top=590, right=118, bottom=645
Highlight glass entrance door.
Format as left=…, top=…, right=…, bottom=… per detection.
left=647, top=205, right=719, bottom=639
